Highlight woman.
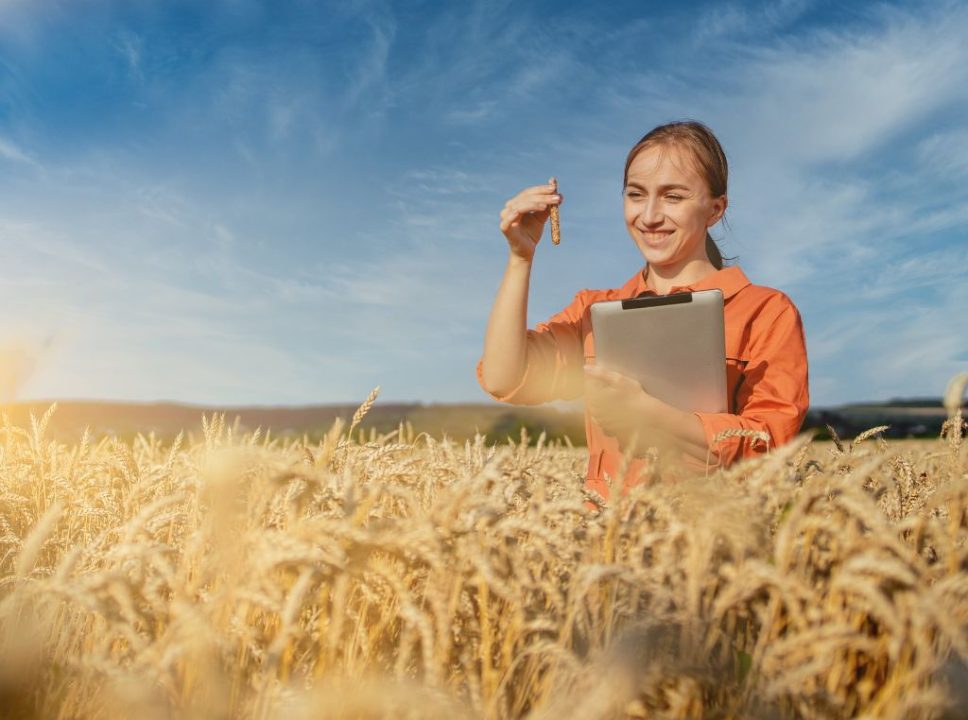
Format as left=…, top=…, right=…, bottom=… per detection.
left=478, top=120, right=809, bottom=499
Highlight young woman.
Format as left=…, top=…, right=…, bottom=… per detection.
left=478, top=121, right=809, bottom=499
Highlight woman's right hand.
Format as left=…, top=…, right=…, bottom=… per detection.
left=499, top=178, right=561, bottom=262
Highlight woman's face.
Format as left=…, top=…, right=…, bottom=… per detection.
left=623, top=144, right=726, bottom=273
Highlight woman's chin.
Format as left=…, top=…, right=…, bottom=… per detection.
left=635, top=240, right=709, bottom=271
left=636, top=246, right=674, bottom=267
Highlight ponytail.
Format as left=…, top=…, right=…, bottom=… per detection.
left=705, top=232, right=724, bottom=270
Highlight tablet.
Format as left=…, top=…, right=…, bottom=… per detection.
left=589, top=289, right=728, bottom=413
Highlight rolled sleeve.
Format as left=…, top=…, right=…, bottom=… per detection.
left=476, top=293, right=588, bottom=406
left=695, top=296, right=809, bottom=467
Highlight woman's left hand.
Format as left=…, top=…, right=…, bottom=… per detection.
left=584, top=365, right=711, bottom=461
left=583, top=365, right=659, bottom=447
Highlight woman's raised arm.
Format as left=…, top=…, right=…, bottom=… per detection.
left=480, top=179, right=561, bottom=397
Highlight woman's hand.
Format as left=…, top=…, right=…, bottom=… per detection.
left=499, top=178, right=562, bottom=262
left=584, top=365, right=710, bottom=460
left=583, top=365, right=656, bottom=448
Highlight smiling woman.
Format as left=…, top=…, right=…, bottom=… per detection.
left=478, top=120, right=810, bottom=499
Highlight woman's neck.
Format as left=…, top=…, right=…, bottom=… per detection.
left=645, top=258, right=719, bottom=295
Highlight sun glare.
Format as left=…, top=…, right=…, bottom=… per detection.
left=0, top=340, right=38, bottom=403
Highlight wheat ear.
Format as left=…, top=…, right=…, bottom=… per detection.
left=852, top=425, right=890, bottom=448
left=549, top=178, right=561, bottom=245
left=347, top=385, right=380, bottom=440
left=711, top=428, right=771, bottom=447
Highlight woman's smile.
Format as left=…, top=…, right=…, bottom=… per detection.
left=639, top=229, right=674, bottom=246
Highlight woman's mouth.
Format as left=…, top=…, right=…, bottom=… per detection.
left=641, top=229, right=673, bottom=246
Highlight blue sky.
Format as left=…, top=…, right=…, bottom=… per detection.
left=1, top=0, right=966, bottom=407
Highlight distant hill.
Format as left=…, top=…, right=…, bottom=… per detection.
left=1, top=400, right=587, bottom=445
left=805, top=399, right=957, bottom=440
left=2, top=397, right=960, bottom=445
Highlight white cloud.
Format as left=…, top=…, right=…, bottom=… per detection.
left=445, top=100, right=498, bottom=125
left=691, top=0, right=814, bottom=45
left=853, top=246, right=968, bottom=301
left=341, top=10, right=395, bottom=116
left=0, top=136, right=39, bottom=167
left=805, top=273, right=968, bottom=402
left=112, top=30, right=144, bottom=83
left=917, top=128, right=968, bottom=180
left=730, top=33, right=965, bottom=164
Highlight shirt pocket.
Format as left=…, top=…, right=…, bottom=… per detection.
left=725, top=355, right=750, bottom=413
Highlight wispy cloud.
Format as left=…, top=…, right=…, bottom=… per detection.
left=918, top=128, right=968, bottom=180
left=0, top=136, right=39, bottom=167
left=340, top=7, right=395, bottom=118
left=691, top=0, right=814, bottom=45
left=806, top=274, right=968, bottom=401
left=727, top=16, right=965, bottom=163
left=112, top=30, right=143, bottom=83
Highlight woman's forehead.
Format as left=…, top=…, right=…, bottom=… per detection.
left=627, top=144, right=705, bottom=185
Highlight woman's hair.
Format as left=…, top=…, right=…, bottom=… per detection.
left=623, top=120, right=729, bottom=269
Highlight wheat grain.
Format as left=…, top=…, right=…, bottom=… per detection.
left=549, top=205, right=561, bottom=245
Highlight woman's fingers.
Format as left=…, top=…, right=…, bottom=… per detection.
left=585, top=370, right=635, bottom=439
left=584, top=367, right=644, bottom=418
left=503, top=181, right=562, bottom=210
left=499, top=213, right=519, bottom=233
left=500, top=198, right=561, bottom=232
left=504, top=193, right=561, bottom=215
left=520, top=180, right=559, bottom=196
left=587, top=366, right=638, bottom=389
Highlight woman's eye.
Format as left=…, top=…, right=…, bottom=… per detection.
left=666, top=194, right=683, bottom=201
left=625, top=191, right=643, bottom=199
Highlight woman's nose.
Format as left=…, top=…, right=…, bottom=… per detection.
left=642, top=198, right=663, bottom=225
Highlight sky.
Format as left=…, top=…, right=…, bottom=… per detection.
left=0, top=0, right=966, bottom=407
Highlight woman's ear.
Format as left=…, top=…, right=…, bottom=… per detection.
left=707, top=194, right=728, bottom=227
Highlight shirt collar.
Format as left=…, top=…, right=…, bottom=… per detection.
left=630, top=265, right=751, bottom=300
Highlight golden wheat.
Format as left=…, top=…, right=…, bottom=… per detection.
left=0, top=399, right=966, bottom=719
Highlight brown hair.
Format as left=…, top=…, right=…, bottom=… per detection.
left=623, top=120, right=729, bottom=269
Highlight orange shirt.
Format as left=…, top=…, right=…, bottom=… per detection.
left=476, top=265, right=809, bottom=499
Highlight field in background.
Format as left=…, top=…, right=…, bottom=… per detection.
left=1, top=400, right=588, bottom=446
left=2, top=397, right=957, bottom=446
left=1, top=403, right=967, bottom=719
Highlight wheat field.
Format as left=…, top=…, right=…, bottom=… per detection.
left=1, top=395, right=967, bottom=719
